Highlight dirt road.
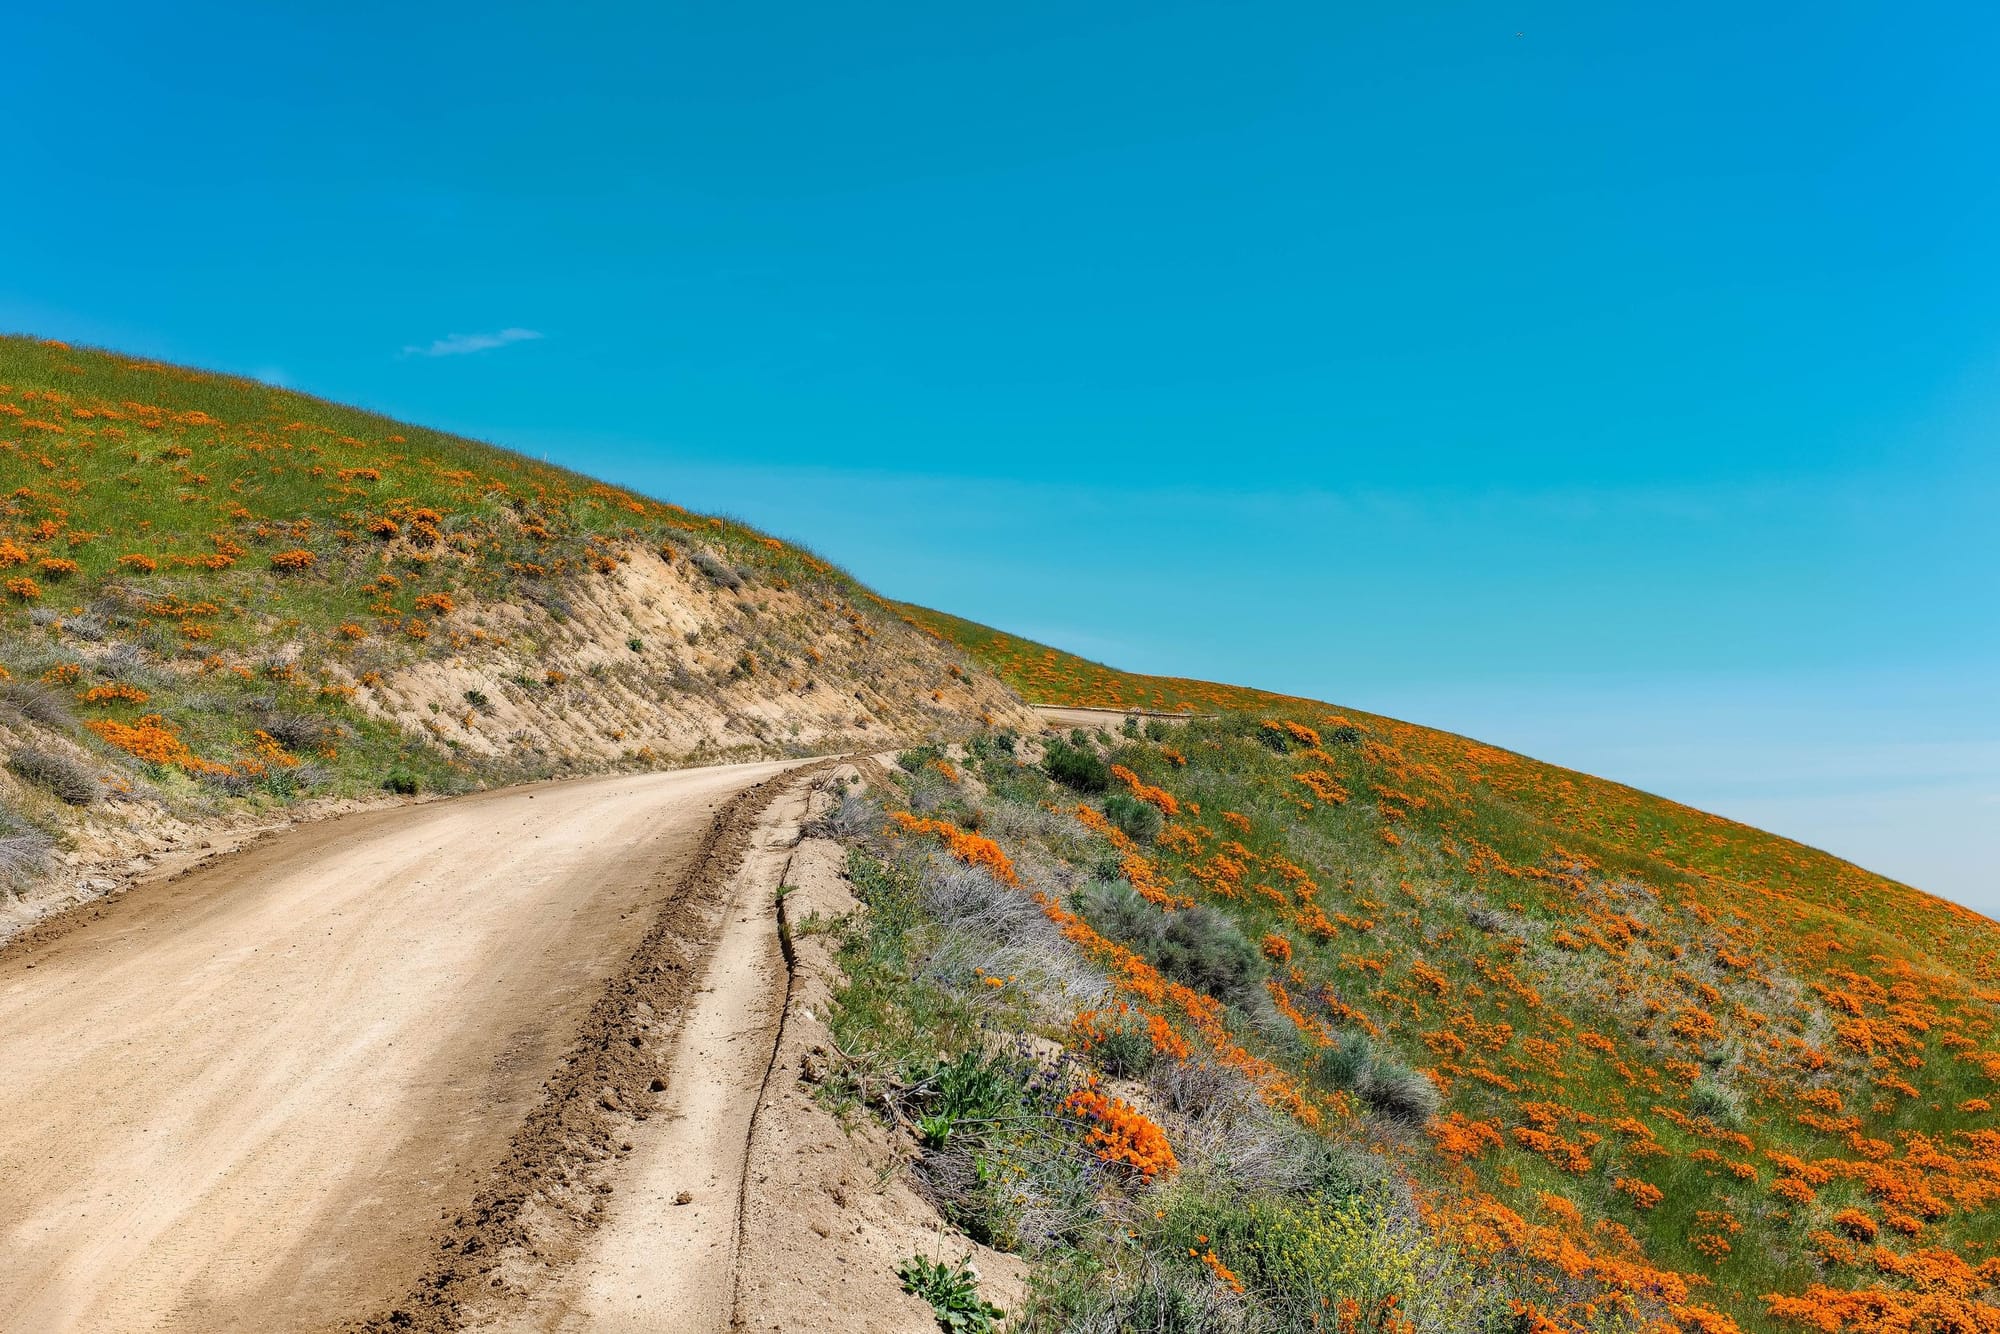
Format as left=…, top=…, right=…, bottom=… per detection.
left=1032, top=704, right=1201, bottom=729
left=0, top=759, right=799, bottom=1334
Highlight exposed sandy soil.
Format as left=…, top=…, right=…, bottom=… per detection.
left=0, top=759, right=801, bottom=1333
left=351, top=549, right=1038, bottom=771
left=2, top=751, right=1022, bottom=1334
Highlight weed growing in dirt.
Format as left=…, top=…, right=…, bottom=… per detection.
left=897, top=1252, right=1006, bottom=1333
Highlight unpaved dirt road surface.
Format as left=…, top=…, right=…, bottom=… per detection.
left=476, top=776, right=814, bottom=1333
left=1032, top=704, right=1201, bottom=730
left=0, top=759, right=798, bottom=1334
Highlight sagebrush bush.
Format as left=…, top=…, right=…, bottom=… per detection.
left=0, top=807, right=54, bottom=891
left=1079, top=885, right=1264, bottom=1006
left=1312, top=1032, right=1440, bottom=1125
left=8, top=746, right=99, bottom=806
left=689, top=548, right=743, bottom=589
left=1156, top=906, right=1264, bottom=1004
left=1689, top=1076, right=1745, bottom=1128
left=1042, top=739, right=1109, bottom=793
left=1315, top=1031, right=1376, bottom=1089
left=1079, top=880, right=1162, bottom=946
left=97, top=641, right=157, bottom=683
left=903, top=767, right=954, bottom=814
left=0, top=680, right=77, bottom=731
left=1102, top=791, right=1162, bottom=843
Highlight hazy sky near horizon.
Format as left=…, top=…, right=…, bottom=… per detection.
left=7, top=3, right=1996, bottom=907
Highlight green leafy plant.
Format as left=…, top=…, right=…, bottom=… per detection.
left=897, top=1252, right=1005, bottom=1333
left=910, top=1050, right=1023, bottom=1148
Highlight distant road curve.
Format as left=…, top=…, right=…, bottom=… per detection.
left=0, top=758, right=801, bottom=1334
left=1030, top=704, right=1210, bottom=729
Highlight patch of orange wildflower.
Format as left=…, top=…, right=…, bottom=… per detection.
left=1109, top=763, right=1179, bottom=816
left=889, top=811, right=1019, bottom=886
left=1063, top=1086, right=1177, bottom=1179
left=78, top=683, right=149, bottom=704
left=86, top=715, right=230, bottom=775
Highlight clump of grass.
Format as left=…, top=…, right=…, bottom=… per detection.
left=259, top=712, right=329, bottom=752
left=689, top=548, right=742, bottom=589
left=7, top=746, right=100, bottom=806
left=1084, top=1007, right=1158, bottom=1079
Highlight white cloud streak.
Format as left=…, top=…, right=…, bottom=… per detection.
left=401, top=328, right=544, bottom=358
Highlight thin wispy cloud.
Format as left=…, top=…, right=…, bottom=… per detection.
left=401, top=327, right=544, bottom=358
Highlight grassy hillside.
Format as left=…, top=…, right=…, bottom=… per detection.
left=7, top=327, right=1995, bottom=1330
left=869, top=607, right=2000, bottom=1331
left=0, top=335, right=1027, bottom=921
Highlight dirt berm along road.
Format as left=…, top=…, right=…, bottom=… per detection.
left=0, top=758, right=810, bottom=1333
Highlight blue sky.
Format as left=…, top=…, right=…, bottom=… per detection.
left=7, top=2, right=1995, bottom=906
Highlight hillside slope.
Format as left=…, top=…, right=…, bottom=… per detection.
left=884, top=605, right=2000, bottom=1331
left=7, top=327, right=1996, bottom=1331
left=0, top=335, right=1032, bottom=934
